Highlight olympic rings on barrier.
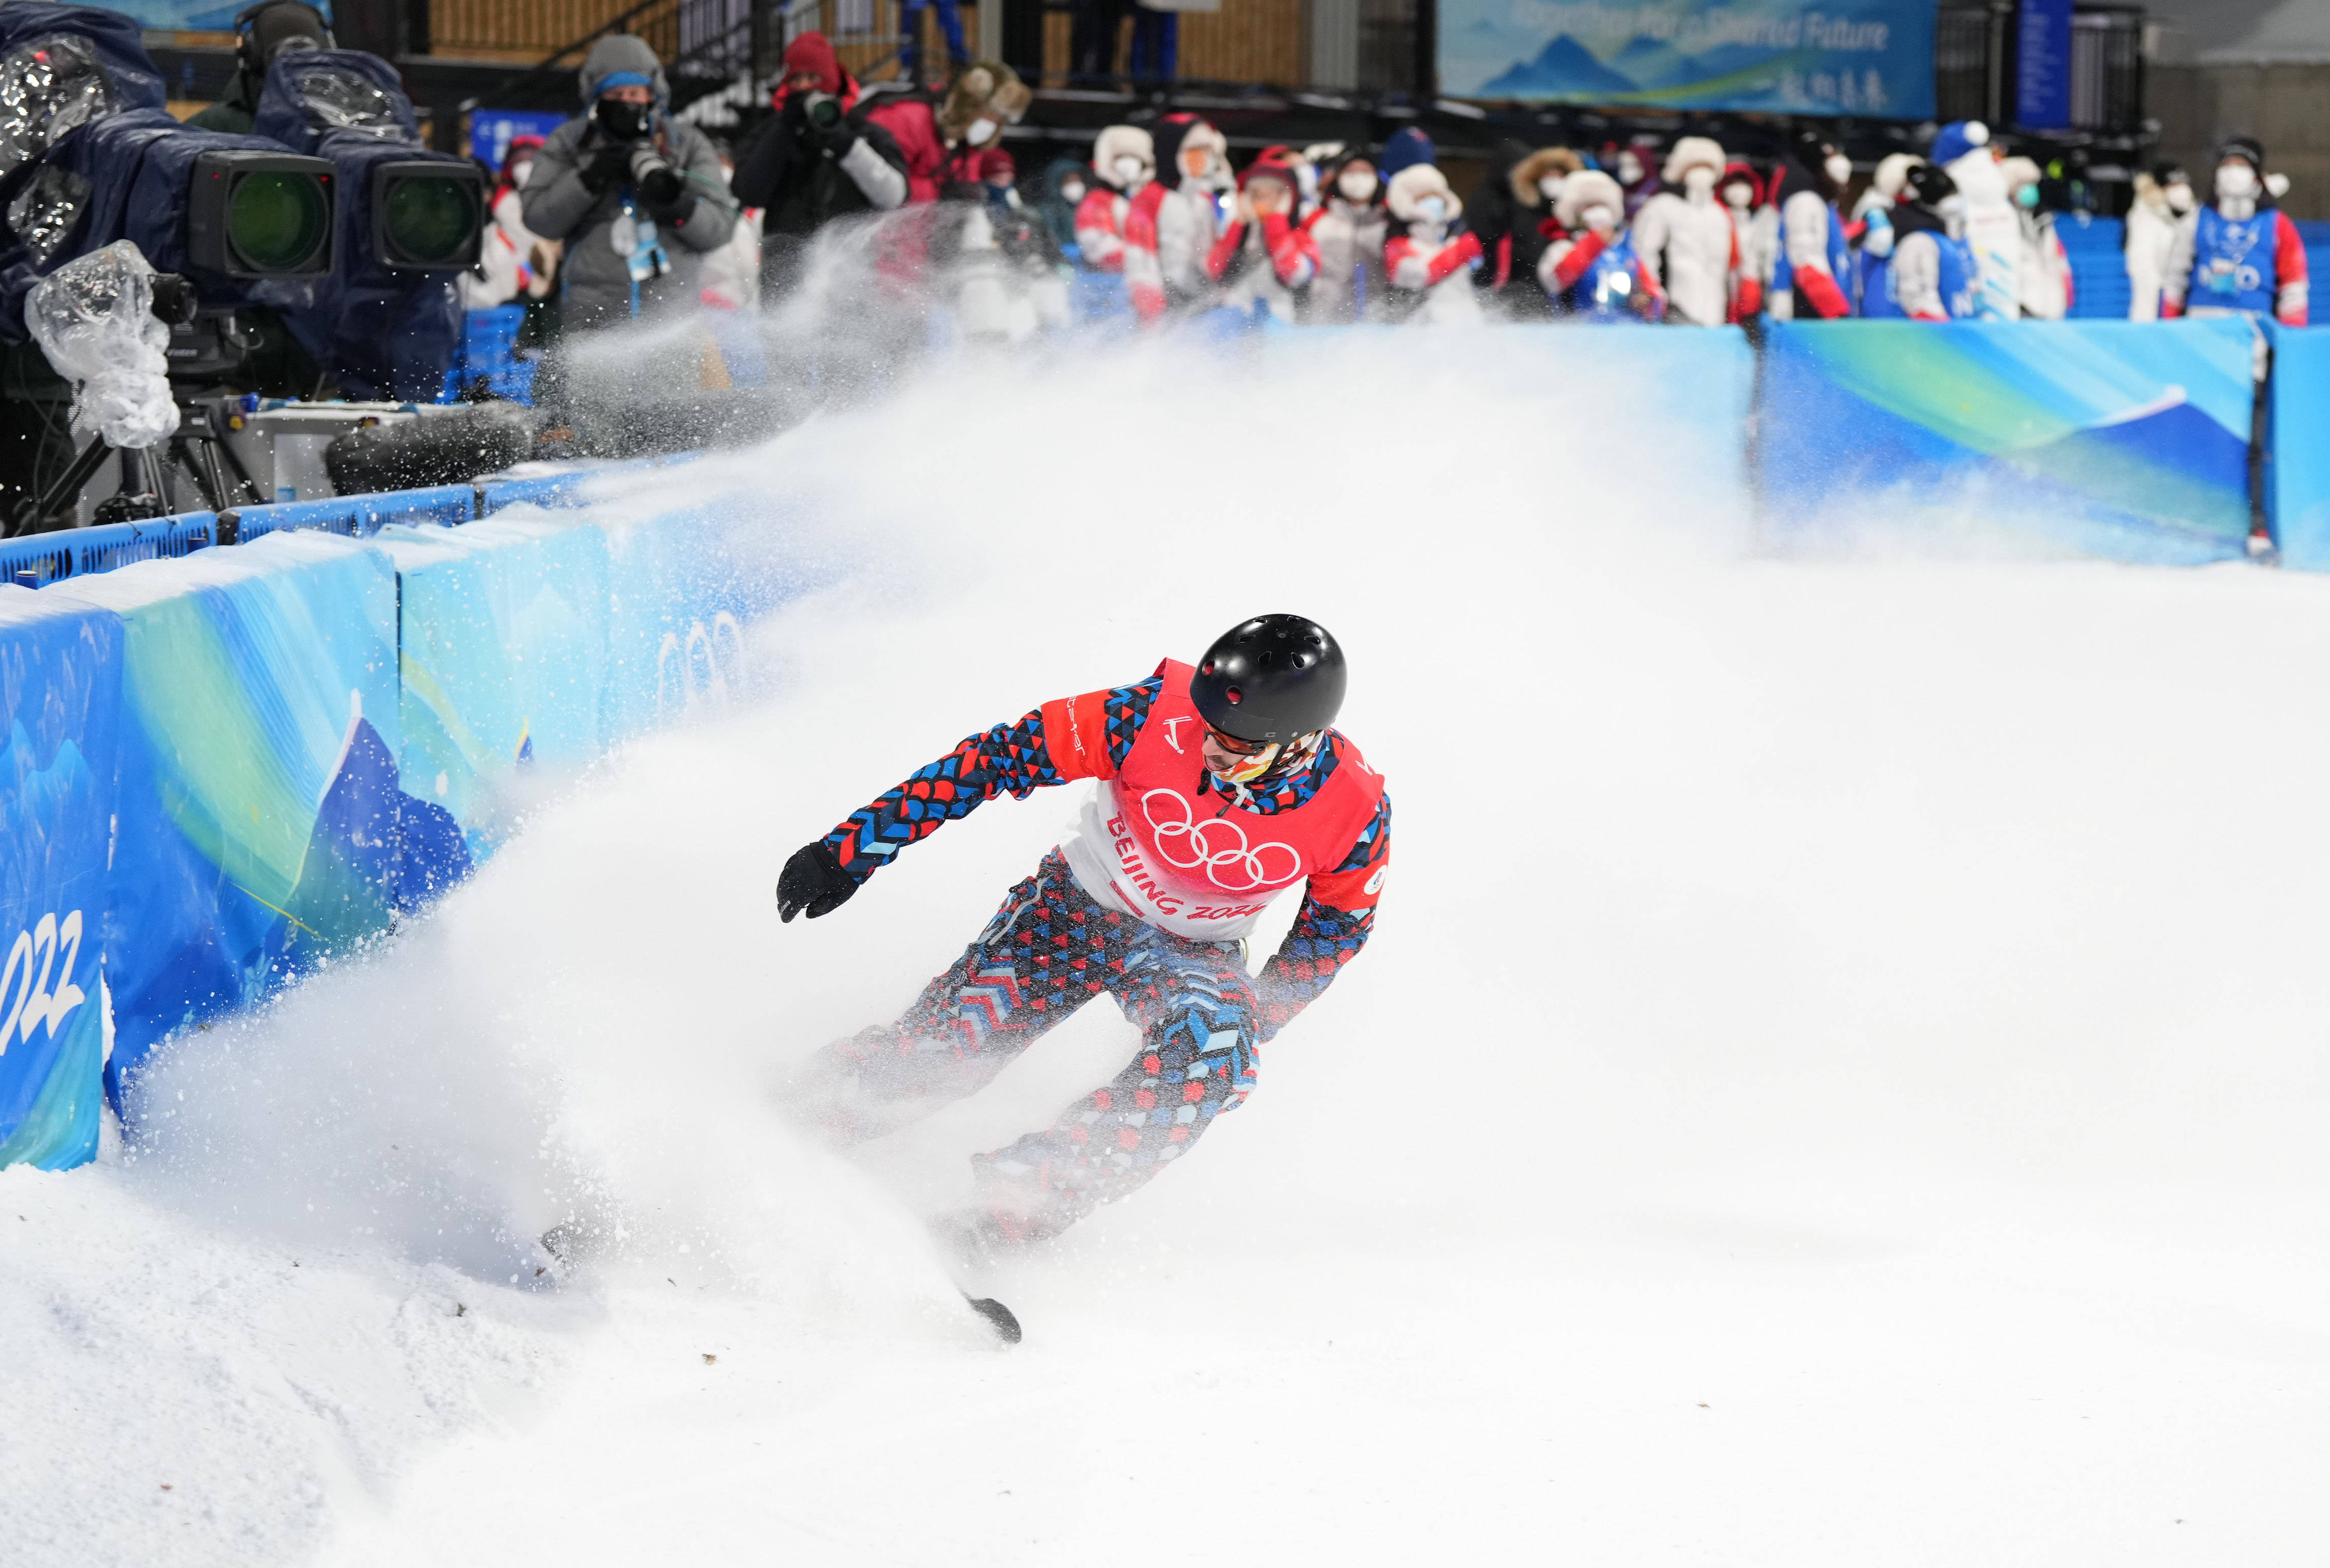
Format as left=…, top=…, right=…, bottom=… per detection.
left=1140, top=788, right=1302, bottom=891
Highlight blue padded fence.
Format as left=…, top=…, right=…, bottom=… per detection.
left=0, top=453, right=792, bottom=1167
left=1, top=512, right=217, bottom=589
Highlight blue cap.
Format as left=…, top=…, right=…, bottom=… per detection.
left=1930, top=120, right=1990, bottom=168
left=596, top=70, right=654, bottom=91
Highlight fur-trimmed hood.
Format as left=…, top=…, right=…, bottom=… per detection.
left=1661, top=136, right=1724, bottom=186
left=1152, top=114, right=1227, bottom=189
left=1385, top=162, right=1459, bottom=223
left=1092, top=123, right=1154, bottom=189
left=937, top=60, right=1031, bottom=144
left=1554, top=168, right=1624, bottom=230
left=1872, top=151, right=1923, bottom=200
left=579, top=33, right=668, bottom=105
left=1508, top=146, right=1582, bottom=207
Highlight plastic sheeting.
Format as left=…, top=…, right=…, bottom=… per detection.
left=25, top=238, right=176, bottom=449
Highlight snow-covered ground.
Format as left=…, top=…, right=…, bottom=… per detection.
left=5, top=337, right=2326, bottom=1566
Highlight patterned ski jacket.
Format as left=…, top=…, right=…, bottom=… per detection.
left=822, top=672, right=1392, bottom=1042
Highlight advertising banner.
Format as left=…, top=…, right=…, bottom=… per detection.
left=1441, top=0, right=1935, bottom=117
left=0, top=590, right=120, bottom=1170
left=45, top=534, right=432, bottom=1101
left=2267, top=324, right=2330, bottom=571
left=1758, top=318, right=2262, bottom=563
left=379, top=516, right=613, bottom=863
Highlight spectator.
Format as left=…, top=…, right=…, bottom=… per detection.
left=1378, top=128, right=1436, bottom=182
left=1716, top=161, right=1769, bottom=322
left=1610, top=139, right=1660, bottom=218
left=1123, top=114, right=1227, bottom=321
left=521, top=36, right=737, bottom=331
left=861, top=58, right=1031, bottom=205
left=1768, top=130, right=1854, bottom=320
left=1931, top=120, right=2019, bottom=318
left=2001, top=155, right=2071, bottom=320
left=2124, top=164, right=2194, bottom=322
left=1128, top=1, right=1178, bottom=80
left=1070, top=0, right=1126, bottom=82
left=2163, top=137, right=2307, bottom=327
left=459, top=135, right=557, bottom=310
left=1077, top=125, right=1153, bottom=272
left=1301, top=148, right=1390, bottom=323
left=1383, top=163, right=1485, bottom=324
left=975, top=147, right=1021, bottom=214
left=728, top=32, right=909, bottom=295
left=1630, top=136, right=1733, bottom=326
left=187, top=0, right=328, bottom=134
left=1036, top=156, right=1092, bottom=253
left=1848, top=152, right=1920, bottom=310
left=1540, top=168, right=1663, bottom=322
left=1861, top=164, right=1977, bottom=321
left=1205, top=152, right=1319, bottom=325
left=699, top=138, right=764, bottom=312
left=900, top=0, right=970, bottom=86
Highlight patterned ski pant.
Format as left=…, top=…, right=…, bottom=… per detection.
left=807, top=850, right=1261, bottom=1237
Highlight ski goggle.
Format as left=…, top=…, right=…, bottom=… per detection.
left=1205, top=725, right=1272, bottom=756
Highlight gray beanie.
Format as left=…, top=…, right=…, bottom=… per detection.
left=579, top=34, right=668, bottom=104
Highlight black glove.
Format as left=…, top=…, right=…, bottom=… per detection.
left=636, top=161, right=687, bottom=212
left=776, top=841, right=858, bottom=922
left=817, top=118, right=857, bottom=158
left=579, top=140, right=634, bottom=194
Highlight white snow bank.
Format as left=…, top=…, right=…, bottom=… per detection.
left=5, top=333, right=2327, bottom=1566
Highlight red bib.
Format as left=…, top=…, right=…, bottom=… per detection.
left=1065, top=660, right=1382, bottom=937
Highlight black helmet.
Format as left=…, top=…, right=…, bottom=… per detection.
left=1905, top=161, right=1957, bottom=209
left=1190, top=615, right=1346, bottom=744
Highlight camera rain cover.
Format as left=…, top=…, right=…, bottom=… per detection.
left=253, top=49, right=420, bottom=154
left=6, top=162, right=91, bottom=264
left=0, top=5, right=169, bottom=188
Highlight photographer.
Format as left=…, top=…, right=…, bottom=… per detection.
left=729, top=32, right=908, bottom=296
left=521, top=36, right=736, bottom=331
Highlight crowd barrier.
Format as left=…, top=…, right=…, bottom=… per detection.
left=4, top=313, right=2328, bottom=1170
left=0, top=456, right=796, bottom=1169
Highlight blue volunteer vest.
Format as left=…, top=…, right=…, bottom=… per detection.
left=1563, top=234, right=1646, bottom=321
left=2189, top=206, right=2280, bottom=313
left=1861, top=228, right=1978, bottom=320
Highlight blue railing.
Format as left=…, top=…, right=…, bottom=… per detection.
left=1, top=512, right=217, bottom=589
left=222, top=485, right=477, bottom=544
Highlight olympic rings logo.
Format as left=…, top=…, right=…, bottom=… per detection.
left=1140, top=789, right=1302, bottom=892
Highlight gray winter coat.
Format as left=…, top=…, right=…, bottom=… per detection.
left=522, top=36, right=737, bottom=330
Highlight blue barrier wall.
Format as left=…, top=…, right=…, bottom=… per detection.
left=1759, top=318, right=2262, bottom=563
left=2269, top=324, right=2330, bottom=571
left=0, top=460, right=790, bottom=1156
left=0, top=589, right=120, bottom=1169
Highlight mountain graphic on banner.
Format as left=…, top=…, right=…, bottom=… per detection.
left=1479, top=35, right=1638, bottom=96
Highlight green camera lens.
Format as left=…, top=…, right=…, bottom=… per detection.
left=228, top=170, right=330, bottom=271
left=383, top=173, right=480, bottom=266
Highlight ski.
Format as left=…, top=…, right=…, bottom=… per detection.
left=962, top=1292, right=1022, bottom=1344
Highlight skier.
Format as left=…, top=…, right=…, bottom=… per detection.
left=775, top=616, right=1393, bottom=1253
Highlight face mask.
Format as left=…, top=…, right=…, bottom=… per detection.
left=596, top=97, right=652, bottom=141
left=1824, top=152, right=1853, bottom=186
left=965, top=117, right=998, bottom=146
left=1538, top=174, right=1564, bottom=204
left=1617, top=153, right=1642, bottom=183
left=1580, top=203, right=1615, bottom=231
left=1061, top=181, right=1086, bottom=205
left=1723, top=182, right=1750, bottom=210
left=1113, top=154, right=1144, bottom=186
left=1416, top=195, right=1446, bottom=224
left=2164, top=181, right=2194, bottom=213
left=1937, top=194, right=1968, bottom=231
left=510, top=159, right=534, bottom=188
left=1338, top=169, right=1378, bottom=201
left=2014, top=183, right=2039, bottom=208
left=2217, top=163, right=2258, bottom=201
left=1684, top=167, right=1716, bottom=198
